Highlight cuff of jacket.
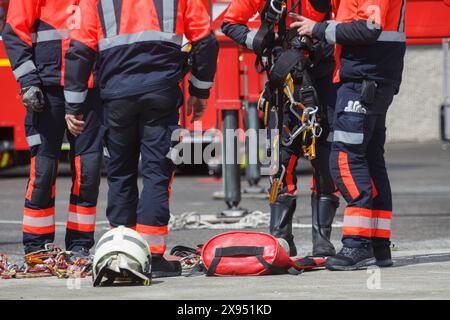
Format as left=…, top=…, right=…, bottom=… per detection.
left=189, top=84, right=210, bottom=99
left=65, top=103, right=84, bottom=116
left=312, top=22, right=328, bottom=42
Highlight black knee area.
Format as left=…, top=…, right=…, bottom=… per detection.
left=77, top=152, right=102, bottom=204
left=28, top=156, right=58, bottom=207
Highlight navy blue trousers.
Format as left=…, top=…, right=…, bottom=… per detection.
left=103, top=86, right=182, bottom=255
left=330, top=81, right=395, bottom=247
left=23, top=86, right=103, bottom=253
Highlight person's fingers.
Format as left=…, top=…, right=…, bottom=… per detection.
left=70, top=117, right=85, bottom=127
left=289, top=21, right=302, bottom=29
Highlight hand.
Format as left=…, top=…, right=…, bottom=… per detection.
left=21, top=86, right=45, bottom=113
left=289, top=13, right=317, bottom=37
left=187, top=96, right=208, bottom=123
left=65, top=114, right=85, bottom=137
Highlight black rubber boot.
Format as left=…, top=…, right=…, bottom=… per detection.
left=326, top=245, right=376, bottom=271
left=270, top=194, right=297, bottom=257
left=151, top=255, right=182, bottom=278
left=373, top=238, right=393, bottom=267
left=311, top=193, right=339, bottom=257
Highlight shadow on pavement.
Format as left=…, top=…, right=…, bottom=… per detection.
left=393, top=252, right=450, bottom=267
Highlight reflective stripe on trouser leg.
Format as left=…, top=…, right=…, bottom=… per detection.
left=67, top=205, right=96, bottom=232
left=372, top=210, right=392, bottom=238
left=23, top=207, right=55, bottom=234
left=136, top=224, right=168, bottom=254
left=342, top=207, right=392, bottom=238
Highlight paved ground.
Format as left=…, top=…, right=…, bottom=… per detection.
left=0, top=142, right=449, bottom=299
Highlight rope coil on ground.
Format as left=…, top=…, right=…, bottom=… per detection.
left=169, top=211, right=343, bottom=230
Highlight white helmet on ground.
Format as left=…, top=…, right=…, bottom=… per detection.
left=92, top=226, right=152, bottom=287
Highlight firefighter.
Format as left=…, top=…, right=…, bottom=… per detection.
left=222, top=0, right=339, bottom=257
left=2, top=0, right=103, bottom=255
left=293, top=0, right=406, bottom=270
left=64, top=0, right=218, bottom=277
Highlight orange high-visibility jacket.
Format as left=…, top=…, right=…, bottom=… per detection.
left=64, top=0, right=219, bottom=114
left=2, top=0, right=94, bottom=89
left=312, top=0, right=406, bottom=87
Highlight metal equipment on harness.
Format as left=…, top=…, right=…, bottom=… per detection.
left=254, top=1, right=323, bottom=204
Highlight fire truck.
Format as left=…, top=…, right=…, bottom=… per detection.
left=1, top=0, right=450, bottom=171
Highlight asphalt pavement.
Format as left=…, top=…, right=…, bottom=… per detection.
left=0, top=142, right=449, bottom=299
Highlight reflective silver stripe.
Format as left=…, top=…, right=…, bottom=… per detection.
left=344, top=216, right=391, bottom=231
left=325, top=20, right=339, bottom=44
left=140, top=234, right=168, bottom=246
left=23, top=215, right=55, bottom=227
left=377, top=31, right=406, bottom=42
left=13, top=60, right=37, bottom=80
left=343, top=216, right=374, bottom=229
left=123, top=235, right=149, bottom=250
left=64, top=90, right=88, bottom=104
left=163, top=0, right=175, bottom=33
left=67, top=212, right=96, bottom=225
left=245, top=30, right=257, bottom=50
left=26, top=134, right=42, bottom=147
left=374, top=218, right=391, bottom=231
left=334, top=130, right=364, bottom=145
left=98, top=30, right=183, bottom=51
left=398, top=0, right=406, bottom=32
left=101, top=0, right=118, bottom=38
left=189, top=74, right=213, bottom=90
left=31, top=29, right=70, bottom=43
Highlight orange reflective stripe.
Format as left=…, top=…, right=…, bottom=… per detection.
left=373, top=229, right=391, bottom=238
left=372, top=210, right=392, bottom=220
left=69, top=204, right=96, bottom=215
left=136, top=224, right=168, bottom=235
left=26, top=157, right=36, bottom=201
left=344, top=207, right=372, bottom=218
left=338, top=152, right=360, bottom=200
left=67, top=221, right=95, bottom=232
left=342, top=226, right=372, bottom=238
left=149, top=245, right=166, bottom=254
left=371, top=179, right=378, bottom=199
left=73, top=155, right=81, bottom=196
left=24, top=207, right=55, bottom=217
left=23, top=225, right=55, bottom=235
left=286, top=155, right=297, bottom=194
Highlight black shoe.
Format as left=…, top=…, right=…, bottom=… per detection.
left=326, top=246, right=376, bottom=271
left=373, top=238, right=393, bottom=267
left=151, top=256, right=182, bottom=278
left=311, top=193, right=339, bottom=257
left=270, top=195, right=297, bottom=257
left=71, top=247, right=91, bottom=258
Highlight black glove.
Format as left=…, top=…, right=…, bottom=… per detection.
left=21, top=86, right=45, bottom=113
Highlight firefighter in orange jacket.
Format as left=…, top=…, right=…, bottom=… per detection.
left=64, top=0, right=219, bottom=277
left=2, top=0, right=103, bottom=255
left=222, top=0, right=339, bottom=257
left=292, top=0, right=406, bottom=270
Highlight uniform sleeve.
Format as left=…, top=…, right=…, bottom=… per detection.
left=312, top=0, right=388, bottom=45
left=2, top=0, right=41, bottom=89
left=221, top=0, right=262, bottom=51
left=64, top=0, right=99, bottom=115
left=184, top=0, right=219, bottom=99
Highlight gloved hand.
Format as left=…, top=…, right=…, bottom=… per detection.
left=21, top=86, right=45, bottom=113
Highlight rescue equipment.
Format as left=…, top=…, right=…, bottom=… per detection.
left=201, top=231, right=325, bottom=276
left=92, top=226, right=152, bottom=287
left=0, top=244, right=92, bottom=279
